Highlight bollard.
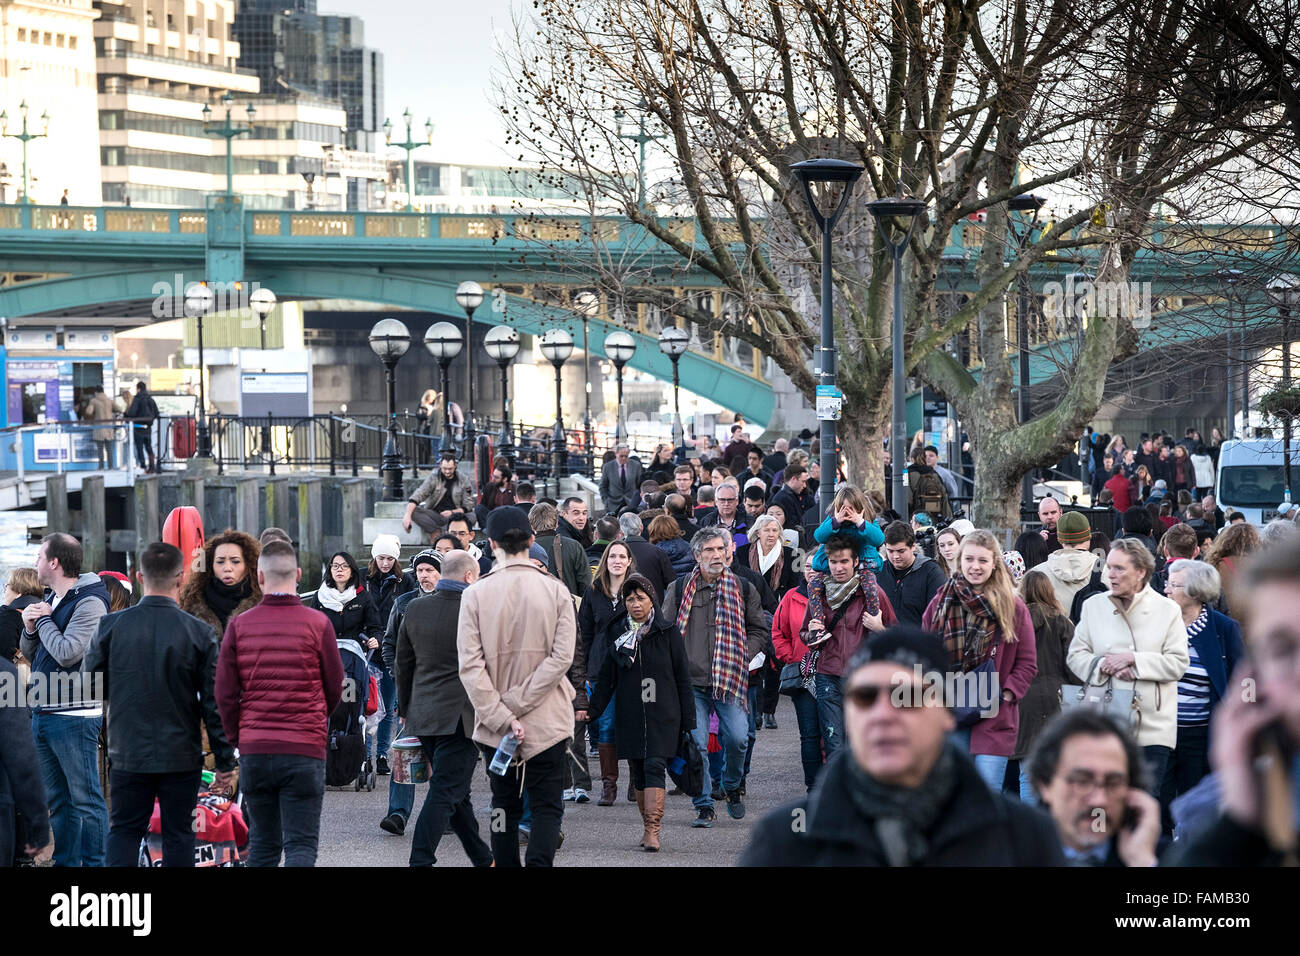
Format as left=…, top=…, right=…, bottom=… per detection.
left=81, top=475, right=106, bottom=571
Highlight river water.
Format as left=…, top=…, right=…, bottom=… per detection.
left=0, top=509, right=45, bottom=578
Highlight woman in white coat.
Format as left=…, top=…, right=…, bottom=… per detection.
left=1067, top=537, right=1189, bottom=793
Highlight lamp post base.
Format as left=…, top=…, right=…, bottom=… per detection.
left=551, top=419, right=567, bottom=479
left=382, top=425, right=404, bottom=501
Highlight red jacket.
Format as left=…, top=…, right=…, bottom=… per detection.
left=214, top=594, right=345, bottom=760
left=797, top=582, right=897, bottom=677
left=1104, top=474, right=1132, bottom=511
left=922, top=593, right=1038, bottom=757
left=772, top=586, right=811, bottom=665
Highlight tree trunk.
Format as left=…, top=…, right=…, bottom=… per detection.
left=839, top=397, right=889, bottom=502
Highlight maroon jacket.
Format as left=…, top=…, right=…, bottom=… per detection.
left=797, top=584, right=897, bottom=678
left=215, top=594, right=345, bottom=760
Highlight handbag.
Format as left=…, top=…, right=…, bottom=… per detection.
left=1059, top=656, right=1140, bottom=735
left=667, top=731, right=704, bottom=798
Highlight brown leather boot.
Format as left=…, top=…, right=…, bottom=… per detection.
left=635, top=787, right=648, bottom=847
left=596, top=743, right=619, bottom=806
left=642, top=787, right=665, bottom=851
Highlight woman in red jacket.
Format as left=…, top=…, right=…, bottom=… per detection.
left=922, top=529, right=1037, bottom=796
left=772, top=563, right=825, bottom=791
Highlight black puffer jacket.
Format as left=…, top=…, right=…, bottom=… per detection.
left=587, top=607, right=695, bottom=760
left=366, top=569, right=414, bottom=630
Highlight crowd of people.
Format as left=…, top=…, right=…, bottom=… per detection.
left=1, top=420, right=1297, bottom=869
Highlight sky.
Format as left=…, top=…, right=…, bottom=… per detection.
left=328, top=0, right=523, bottom=167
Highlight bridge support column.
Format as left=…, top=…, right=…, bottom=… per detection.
left=81, top=475, right=106, bottom=572
left=182, top=475, right=205, bottom=521
left=265, top=477, right=289, bottom=534
left=45, top=474, right=68, bottom=534
left=236, top=477, right=261, bottom=534
left=134, top=476, right=160, bottom=557
left=296, top=479, right=323, bottom=590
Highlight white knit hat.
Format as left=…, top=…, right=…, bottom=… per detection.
left=371, top=534, right=402, bottom=561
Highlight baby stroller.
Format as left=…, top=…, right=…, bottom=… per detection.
left=137, top=771, right=249, bottom=867
left=327, top=638, right=377, bottom=791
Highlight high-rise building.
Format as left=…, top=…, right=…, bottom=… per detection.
left=233, top=1, right=383, bottom=153
left=0, top=0, right=101, bottom=204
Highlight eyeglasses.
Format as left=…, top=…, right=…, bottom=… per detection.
left=1061, top=771, right=1128, bottom=796
left=330, top=563, right=350, bottom=571
left=716, top=495, right=737, bottom=503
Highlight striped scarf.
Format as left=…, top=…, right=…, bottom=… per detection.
left=675, top=568, right=748, bottom=708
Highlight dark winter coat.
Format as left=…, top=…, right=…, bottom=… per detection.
left=586, top=608, right=695, bottom=760
left=0, top=657, right=48, bottom=864
left=739, top=745, right=1065, bottom=867
left=1014, top=604, right=1075, bottom=760
left=577, top=585, right=626, bottom=686
left=179, top=582, right=260, bottom=644
left=395, top=590, right=475, bottom=738
left=656, top=536, right=697, bottom=576
left=365, top=569, right=414, bottom=630
left=303, top=587, right=382, bottom=646
left=875, top=553, right=947, bottom=628
left=623, top=534, right=676, bottom=606
left=0, top=595, right=39, bottom=663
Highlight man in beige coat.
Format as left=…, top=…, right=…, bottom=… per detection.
left=85, top=386, right=117, bottom=469
left=458, top=506, right=576, bottom=867
left=1068, top=537, right=1189, bottom=806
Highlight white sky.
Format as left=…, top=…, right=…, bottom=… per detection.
left=327, top=0, right=520, bottom=167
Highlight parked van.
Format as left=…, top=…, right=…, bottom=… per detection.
left=1215, top=438, right=1300, bottom=525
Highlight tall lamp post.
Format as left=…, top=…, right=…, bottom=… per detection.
left=249, top=286, right=277, bottom=459
left=658, top=326, right=689, bottom=460
left=604, top=330, right=637, bottom=444
left=540, top=328, right=574, bottom=478
left=183, top=283, right=216, bottom=458
left=863, top=188, right=927, bottom=519
left=574, top=291, right=598, bottom=468
left=484, top=325, right=520, bottom=466
left=1268, top=273, right=1300, bottom=500
left=794, top=158, right=868, bottom=519
left=456, top=280, right=484, bottom=451
left=369, top=319, right=412, bottom=501
left=1008, top=193, right=1045, bottom=508
left=0, top=102, right=48, bottom=204
left=1217, top=269, right=1245, bottom=437
left=202, top=93, right=255, bottom=199
left=423, top=321, right=464, bottom=455
left=383, top=108, right=433, bottom=212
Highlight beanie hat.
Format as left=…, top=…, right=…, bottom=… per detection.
left=371, top=534, right=402, bottom=561
left=99, top=570, right=132, bottom=595
left=946, top=518, right=975, bottom=537
left=1002, top=550, right=1025, bottom=581
left=1056, top=509, right=1092, bottom=546
left=409, top=549, right=441, bottom=572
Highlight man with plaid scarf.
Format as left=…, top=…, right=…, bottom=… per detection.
left=662, top=528, right=769, bottom=827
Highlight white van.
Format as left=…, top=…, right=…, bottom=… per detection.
left=1215, top=438, right=1300, bottom=525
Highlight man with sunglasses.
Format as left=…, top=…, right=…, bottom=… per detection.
left=740, top=627, right=1063, bottom=865
left=1026, top=710, right=1163, bottom=866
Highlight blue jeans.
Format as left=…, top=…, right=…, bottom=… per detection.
left=973, top=755, right=1009, bottom=793
left=594, top=698, right=616, bottom=745
left=374, top=668, right=397, bottom=759
left=1018, top=765, right=1038, bottom=804
left=32, top=712, right=107, bottom=867
left=240, top=754, right=326, bottom=867
left=814, top=674, right=844, bottom=758
left=688, top=687, right=748, bottom=809
left=743, top=684, right=760, bottom=777
left=790, top=687, right=826, bottom=790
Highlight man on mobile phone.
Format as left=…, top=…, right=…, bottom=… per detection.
left=1176, top=536, right=1300, bottom=865
left=1027, top=710, right=1163, bottom=866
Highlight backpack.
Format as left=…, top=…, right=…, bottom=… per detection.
left=911, top=471, right=950, bottom=518
left=1069, top=568, right=1108, bottom=624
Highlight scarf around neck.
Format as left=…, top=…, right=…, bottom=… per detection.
left=932, top=574, right=999, bottom=672
left=674, top=568, right=748, bottom=708
left=844, top=738, right=960, bottom=866
left=436, top=579, right=469, bottom=593
left=316, top=580, right=356, bottom=614
left=204, top=574, right=251, bottom=630
left=749, top=539, right=784, bottom=587
left=613, top=615, right=653, bottom=669
left=825, top=574, right=862, bottom=611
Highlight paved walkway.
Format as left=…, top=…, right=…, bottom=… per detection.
left=317, top=696, right=805, bottom=866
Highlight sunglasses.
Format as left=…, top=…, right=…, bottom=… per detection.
left=845, top=683, right=923, bottom=710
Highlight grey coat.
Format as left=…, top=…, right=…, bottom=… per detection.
left=395, top=589, right=475, bottom=738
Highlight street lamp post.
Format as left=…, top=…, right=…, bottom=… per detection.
left=794, top=159, right=869, bottom=519
left=1268, top=274, right=1300, bottom=501
left=249, top=286, right=278, bottom=460
left=484, top=325, right=521, bottom=467
left=383, top=108, right=433, bottom=212
left=540, top=328, right=574, bottom=479
left=0, top=102, right=49, bottom=204
left=183, top=283, right=216, bottom=458
left=423, top=321, right=464, bottom=456
left=1218, top=269, right=1245, bottom=437
left=456, top=281, right=484, bottom=454
left=615, top=103, right=665, bottom=209
left=369, top=319, right=412, bottom=501
left=574, top=291, right=598, bottom=470
left=1008, top=193, right=1045, bottom=508
left=658, top=326, right=689, bottom=461
left=202, top=93, right=255, bottom=199
left=604, top=330, right=637, bottom=444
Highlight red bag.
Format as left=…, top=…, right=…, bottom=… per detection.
left=364, top=673, right=379, bottom=716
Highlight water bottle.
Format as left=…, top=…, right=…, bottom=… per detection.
left=488, top=732, right=519, bottom=775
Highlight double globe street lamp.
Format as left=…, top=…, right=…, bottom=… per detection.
left=540, top=328, right=574, bottom=478
left=423, top=321, right=464, bottom=455
left=604, top=330, right=637, bottom=445
left=484, top=325, right=521, bottom=466
left=369, top=318, right=411, bottom=501
left=658, top=325, right=689, bottom=460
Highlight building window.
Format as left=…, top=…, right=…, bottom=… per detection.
left=17, top=28, right=25, bottom=41
left=44, top=32, right=52, bottom=45
left=57, top=34, right=65, bottom=48
left=69, top=36, right=77, bottom=50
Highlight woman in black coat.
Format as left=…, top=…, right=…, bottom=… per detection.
left=577, top=541, right=635, bottom=804
left=587, top=574, right=694, bottom=852
left=306, top=551, right=383, bottom=652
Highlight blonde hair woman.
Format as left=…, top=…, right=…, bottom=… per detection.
left=922, top=528, right=1037, bottom=793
